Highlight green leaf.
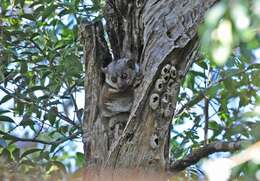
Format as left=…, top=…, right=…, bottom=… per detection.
left=22, top=14, right=35, bottom=21
left=0, top=110, right=10, bottom=115
left=42, top=5, right=58, bottom=20
left=196, top=61, right=208, bottom=70
left=20, top=119, right=35, bottom=129
left=12, top=148, right=20, bottom=161
left=75, top=152, right=85, bottom=167
left=0, top=116, right=15, bottom=123
left=21, top=148, right=42, bottom=159
left=239, top=94, right=250, bottom=107
left=223, top=79, right=237, bottom=96
left=20, top=61, right=28, bottom=74
left=47, top=107, right=57, bottom=125
left=208, top=121, right=219, bottom=130
left=0, top=94, right=13, bottom=104
left=62, top=54, right=82, bottom=77
left=251, top=70, right=260, bottom=87
left=206, top=84, right=221, bottom=98
left=17, top=102, right=25, bottom=116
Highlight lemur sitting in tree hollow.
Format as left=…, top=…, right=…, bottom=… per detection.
left=99, top=58, right=142, bottom=145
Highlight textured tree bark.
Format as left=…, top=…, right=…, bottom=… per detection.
left=80, top=21, right=112, bottom=167
left=81, top=0, right=218, bottom=172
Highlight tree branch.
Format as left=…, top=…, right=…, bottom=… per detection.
left=169, top=141, right=243, bottom=172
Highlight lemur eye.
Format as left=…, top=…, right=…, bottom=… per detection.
left=111, top=76, right=117, bottom=83
left=121, top=73, right=128, bottom=79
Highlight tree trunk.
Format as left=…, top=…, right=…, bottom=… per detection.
left=81, top=0, right=218, bottom=172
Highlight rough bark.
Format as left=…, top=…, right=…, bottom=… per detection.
left=80, top=21, right=112, bottom=167
left=81, top=0, right=219, bottom=172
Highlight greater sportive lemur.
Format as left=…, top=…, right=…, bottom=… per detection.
left=100, top=58, right=142, bottom=145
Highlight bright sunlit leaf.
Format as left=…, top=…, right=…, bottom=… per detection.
left=231, top=3, right=250, bottom=31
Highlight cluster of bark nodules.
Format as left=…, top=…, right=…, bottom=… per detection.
left=148, top=64, right=181, bottom=154
left=99, top=58, right=142, bottom=149
left=149, top=64, right=179, bottom=118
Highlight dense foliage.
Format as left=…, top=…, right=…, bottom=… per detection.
left=0, top=0, right=259, bottom=179
left=0, top=0, right=104, bottom=177
left=172, top=0, right=260, bottom=178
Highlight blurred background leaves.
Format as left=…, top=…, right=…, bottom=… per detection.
left=173, top=0, right=260, bottom=179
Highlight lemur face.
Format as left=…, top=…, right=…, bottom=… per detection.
left=102, top=58, right=139, bottom=91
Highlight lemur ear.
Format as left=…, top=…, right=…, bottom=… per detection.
left=127, top=59, right=135, bottom=69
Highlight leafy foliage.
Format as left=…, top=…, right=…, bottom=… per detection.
left=172, top=0, right=260, bottom=178
left=0, top=0, right=104, bottom=175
